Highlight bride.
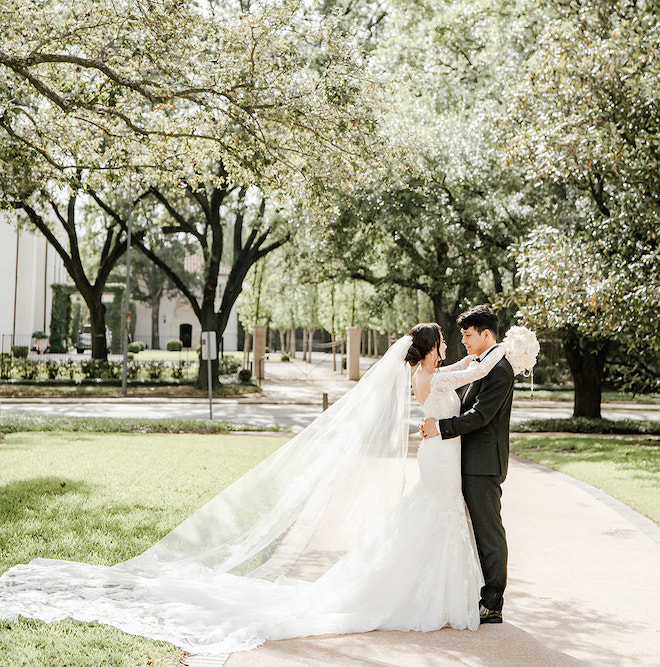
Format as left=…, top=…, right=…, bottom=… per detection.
left=0, top=322, right=531, bottom=660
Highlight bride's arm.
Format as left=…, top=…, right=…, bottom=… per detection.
left=431, top=346, right=505, bottom=392
left=435, top=356, right=475, bottom=374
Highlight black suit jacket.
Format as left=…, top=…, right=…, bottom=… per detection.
left=438, top=354, right=514, bottom=478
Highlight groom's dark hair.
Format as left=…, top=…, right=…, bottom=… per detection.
left=456, top=304, right=499, bottom=337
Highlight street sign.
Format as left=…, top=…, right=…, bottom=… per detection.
left=201, top=331, right=217, bottom=360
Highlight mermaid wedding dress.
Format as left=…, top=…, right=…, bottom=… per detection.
left=0, top=337, right=505, bottom=659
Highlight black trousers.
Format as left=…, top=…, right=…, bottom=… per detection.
left=462, top=473, right=507, bottom=612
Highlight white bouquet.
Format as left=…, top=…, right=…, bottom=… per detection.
left=501, top=326, right=540, bottom=376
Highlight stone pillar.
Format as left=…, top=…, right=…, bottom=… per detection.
left=347, top=326, right=362, bottom=381
left=253, top=325, right=267, bottom=381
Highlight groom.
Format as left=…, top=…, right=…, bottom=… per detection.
left=420, top=305, right=514, bottom=624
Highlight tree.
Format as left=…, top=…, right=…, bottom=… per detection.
left=321, top=0, right=540, bottom=360
left=130, top=179, right=288, bottom=387
left=0, top=0, right=385, bottom=190
left=0, top=0, right=390, bottom=377
left=506, top=0, right=660, bottom=414
left=0, top=168, right=127, bottom=359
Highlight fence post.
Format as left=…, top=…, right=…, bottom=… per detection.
left=347, top=327, right=361, bottom=381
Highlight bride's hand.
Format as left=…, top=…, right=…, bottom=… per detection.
left=419, top=418, right=439, bottom=439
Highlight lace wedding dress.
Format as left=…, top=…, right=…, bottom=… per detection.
left=0, top=337, right=504, bottom=659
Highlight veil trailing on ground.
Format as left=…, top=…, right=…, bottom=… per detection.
left=0, top=335, right=415, bottom=654
left=129, top=334, right=414, bottom=580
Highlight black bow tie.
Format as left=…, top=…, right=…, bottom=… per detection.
left=474, top=357, right=481, bottom=363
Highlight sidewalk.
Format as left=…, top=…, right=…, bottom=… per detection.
left=216, top=451, right=660, bottom=667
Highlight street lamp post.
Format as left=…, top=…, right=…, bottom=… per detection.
left=121, top=183, right=133, bottom=396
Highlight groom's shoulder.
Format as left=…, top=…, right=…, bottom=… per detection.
left=491, top=354, right=514, bottom=380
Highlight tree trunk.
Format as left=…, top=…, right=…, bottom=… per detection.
left=307, top=328, right=316, bottom=362
left=243, top=332, right=252, bottom=369
left=331, top=332, right=337, bottom=371
left=89, top=301, right=108, bottom=360
left=289, top=327, right=296, bottom=357
left=433, top=299, right=462, bottom=364
left=302, top=329, right=308, bottom=362
left=562, top=328, right=609, bottom=418
left=150, top=295, right=161, bottom=350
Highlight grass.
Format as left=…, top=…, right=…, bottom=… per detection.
left=0, top=413, right=283, bottom=435
left=511, top=433, right=660, bottom=523
left=0, top=431, right=287, bottom=666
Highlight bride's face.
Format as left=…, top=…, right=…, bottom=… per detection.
left=438, top=336, right=447, bottom=361
left=429, top=336, right=447, bottom=367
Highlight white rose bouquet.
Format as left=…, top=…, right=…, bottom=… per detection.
left=501, top=326, right=540, bottom=376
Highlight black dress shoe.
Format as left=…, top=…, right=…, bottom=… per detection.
left=479, top=604, right=503, bottom=624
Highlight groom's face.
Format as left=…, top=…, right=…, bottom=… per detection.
left=461, top=326, right=491, bottom=357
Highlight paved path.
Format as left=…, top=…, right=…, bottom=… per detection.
left=215, top=451, right=660, bottom=667
left=1, top=383, right=658, bottom=432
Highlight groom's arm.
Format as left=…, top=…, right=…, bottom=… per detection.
left=437, top=362, right=513, bottom=439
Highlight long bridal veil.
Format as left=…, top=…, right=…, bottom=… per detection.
left=0, top=335, right=414, bottom=654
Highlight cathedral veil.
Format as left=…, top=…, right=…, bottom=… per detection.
left=128, top=334, right=414, bottom=580
left=0, top=336, right=414, bottom=652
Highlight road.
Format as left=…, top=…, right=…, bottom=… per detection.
left=1, top=394, right=657, bottom=432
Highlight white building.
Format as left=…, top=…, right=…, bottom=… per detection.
left=126, top=257, right=239, bottom=352
left=0, top=213, right=67, bottom=352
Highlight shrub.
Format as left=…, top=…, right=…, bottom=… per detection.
left=0, top=357, right=13, bottom=380
left=127, top=361, right=140, bottom=380
left=146, top=361, right=164, bottom=380
left=237, top=368, right=253, bottom=384
left=166, top=339, right=183, bottom=351
left=219, top=357, right=241, bottom=375
left=18, top=360, right=40, bottom=380
left=128, top=341, right=146, bottom=353
left=513, top=417, right=660, bottom=435
left=62, top=358, right=79, bottom=379
left=81, top=360, right=121, bottom=379
left=45, top=360, right=60, bottom=380
left=171, top=361, right=188, bottom=380
left=280, top=353, right=290, bottom=362
left=11, top=346, right=28, bottom=358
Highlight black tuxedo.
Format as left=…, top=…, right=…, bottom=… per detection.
left=437, top=349, right=514, bottom=613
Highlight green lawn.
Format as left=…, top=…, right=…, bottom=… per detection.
left=511, top=433, right=660, bottom=523
left=0, top=431, right=286, bottom=666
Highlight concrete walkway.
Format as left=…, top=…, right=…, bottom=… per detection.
left=1, top=382, right=658, bottom=431
left=211, top=450, right=660, bottom=667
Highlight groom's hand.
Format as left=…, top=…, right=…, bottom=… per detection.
left=419, top=418, right=439, bottom=439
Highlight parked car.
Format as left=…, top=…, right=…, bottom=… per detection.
left=76, top=325, right=112, bottom=353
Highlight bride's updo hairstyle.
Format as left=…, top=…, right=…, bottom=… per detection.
left=405, top=322, right=442, bottom=366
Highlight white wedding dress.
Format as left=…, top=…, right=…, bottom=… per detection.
left=0, top=338, right=503, bottom=659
